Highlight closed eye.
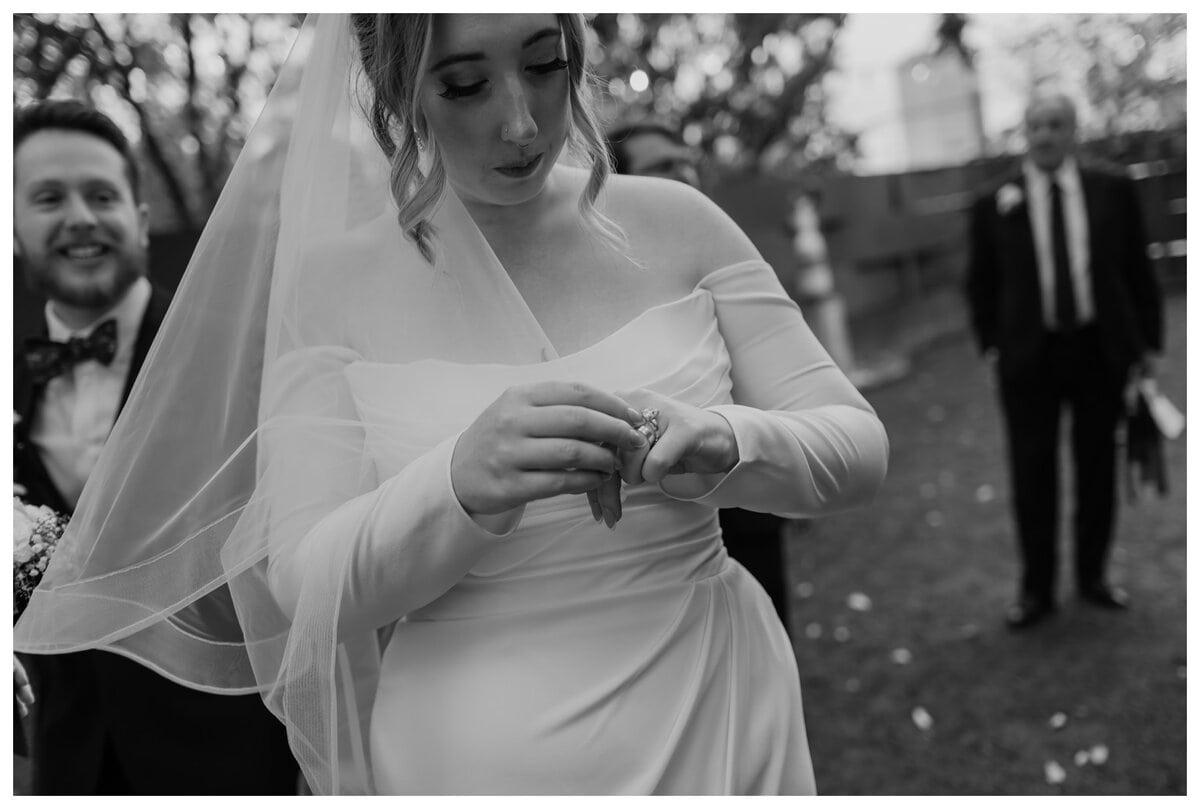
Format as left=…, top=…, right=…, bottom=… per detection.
left=528, top=57, right=568, bottom=76
left=439, top=79, right=487, bottom=100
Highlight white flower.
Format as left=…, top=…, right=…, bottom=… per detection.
left=996, top=183, right=1025, bottom=215
left=13, top=501, right=36, bottom=563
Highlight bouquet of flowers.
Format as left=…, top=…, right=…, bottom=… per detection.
left=13, top=497, right=68, bottom=623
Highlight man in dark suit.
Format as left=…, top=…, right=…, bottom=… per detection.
left=607, top=119, right=792, bottom=637
left=965, top=90, right=1163, bottom=630
left=14, top=100, right=299, bottom=794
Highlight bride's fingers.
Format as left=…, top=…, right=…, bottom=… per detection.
left=640, top=428, right=691, bottom=485
left=524, top=405, right=648, bottom=451
left=521, top=439, right=620, bottom=475
left=586, top=489, right=601, bottom=523
left=596, top=474, right=622, bottom=528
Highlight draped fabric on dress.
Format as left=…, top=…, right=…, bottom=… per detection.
left=14, top=14, right=888, bottom=794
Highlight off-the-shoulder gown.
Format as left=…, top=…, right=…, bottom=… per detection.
left=266, top=257, right=888, bottom=794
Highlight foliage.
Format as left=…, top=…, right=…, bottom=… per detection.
left=590, top=13, right=858, bottom=176
left=997, top=14, right=1186, bottom=141
left=13, top=13, right=301, bottom=231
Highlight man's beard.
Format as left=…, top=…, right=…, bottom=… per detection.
left=23, top=251, right=146, bottom=311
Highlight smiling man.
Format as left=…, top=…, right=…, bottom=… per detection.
left=13, top=100, right=298, bottom=795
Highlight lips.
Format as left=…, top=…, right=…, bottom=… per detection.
left=56, top=244, right=110, bottom=262
left=495, top=153, right=543, bottom=179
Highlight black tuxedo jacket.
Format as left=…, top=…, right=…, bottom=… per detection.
left=14, top=286, right=170, bottom=512
left=965, top=164, right=1162, bottom=381
left=14, top=286, right=297, bottom=794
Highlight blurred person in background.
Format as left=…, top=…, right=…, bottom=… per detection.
left=965, top=88, right=1162, bottom=630
left=607, top=118, right=792, bottom=637
left=13, top=99, right=298, bottom=794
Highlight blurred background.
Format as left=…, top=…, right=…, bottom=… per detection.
left=12, top=12, right=1187, bottom=795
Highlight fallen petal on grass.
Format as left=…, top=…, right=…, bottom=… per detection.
left=805, top=622, right=822, bottom=640
left=847, top=592, right=872, bottom=611
left=975, top=484, right=996, bottom=503
left=1049, top=712, right=1068, bottom=730
left=1090, top=745, right=1109, bottom=765
left=1045, top=761, right=1067, bottom=785
left=911, top=706, right=933, bottom=731
left=1074, top=750, right=1090, bottom=767
left=891, top=648, right=913, bottom=665
left=793, top=581, right=814, bottom=599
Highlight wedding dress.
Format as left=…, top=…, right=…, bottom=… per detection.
left=14, top=15, right=887, bottom=794
left=259, top=191, right=886, bottom=793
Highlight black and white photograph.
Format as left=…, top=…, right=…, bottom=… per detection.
left=10, top=11, right=1187, bottom=796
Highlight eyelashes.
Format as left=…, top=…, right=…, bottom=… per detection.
left=437, top=58, right=569, bottom=101
left=529, top=57, right=569, bottom=76
left=439, top=80, right=485, bottom=100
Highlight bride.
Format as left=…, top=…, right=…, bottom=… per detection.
left=15, top=14, right=888, bottom=795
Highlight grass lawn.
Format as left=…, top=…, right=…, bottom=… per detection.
left=787, top=293, right=1187, bottom=795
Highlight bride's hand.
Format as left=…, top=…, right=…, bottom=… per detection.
left=614, top=389, right=740, bottom=486
left=451, top=381, right=648, bottom=517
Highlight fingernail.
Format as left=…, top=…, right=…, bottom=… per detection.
left=626, top=408, right=644, bottom=425
left=630, top=432, right=647, bottom=448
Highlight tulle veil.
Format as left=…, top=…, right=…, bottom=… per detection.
left=13, top=13, right=553, bottom=794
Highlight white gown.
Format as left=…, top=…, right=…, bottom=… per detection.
left=264, top=257, right=888, bottom=794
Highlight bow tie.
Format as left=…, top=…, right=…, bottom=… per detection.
left=24, top=318, right=119, bottom=386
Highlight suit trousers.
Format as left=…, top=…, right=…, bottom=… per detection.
left=997, top=325, right=1127, bottom=601
left=25, top=650, right=298, bottom=795
left=719, top=508, right=791, bottom=636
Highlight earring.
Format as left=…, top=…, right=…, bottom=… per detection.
left=414, top=130, right=425, bottom=151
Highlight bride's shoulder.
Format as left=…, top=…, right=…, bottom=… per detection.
left=601, top=172, right=763, bottom=284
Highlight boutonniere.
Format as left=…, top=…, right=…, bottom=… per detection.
left=996, top=183, right=1024, bottom=215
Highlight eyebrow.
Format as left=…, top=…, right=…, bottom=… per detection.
left=428, top=27, right=561, bottom=73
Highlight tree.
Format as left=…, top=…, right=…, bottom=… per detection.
left=999, top=13, right=1186, bottom=140
left=590, top=13, right=856, bottom=176
left=13, top=13, right=302, bottom=231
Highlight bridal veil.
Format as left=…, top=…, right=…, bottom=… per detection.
left=13, top=13, right=551, bottom=794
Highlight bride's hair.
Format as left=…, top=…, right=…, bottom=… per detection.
left=351, top=14, right=624, bottom=263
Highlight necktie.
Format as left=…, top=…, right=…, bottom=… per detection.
left=24, top=318, right=119, bottom=386
left=1049, top=180, right=1077, bottom=331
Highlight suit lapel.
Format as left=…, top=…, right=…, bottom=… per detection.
left=998, top=173, right=1038, bottom=265
left=1078, top=169, right=1102, bottom=277
left=119, top=285, right=170, bottom=411
left=14, top=326, right=71, bottom=514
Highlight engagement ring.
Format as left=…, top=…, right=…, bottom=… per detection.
left=636, top=408, right=660, bottom=447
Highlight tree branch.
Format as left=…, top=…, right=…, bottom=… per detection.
left=89, top=14, right=196, bottom=230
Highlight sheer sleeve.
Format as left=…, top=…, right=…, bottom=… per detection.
left=657, top=260, right=889, bottom=518
left=260, top=343, right=524, bottom=641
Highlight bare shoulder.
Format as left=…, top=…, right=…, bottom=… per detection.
left=601, top=172, right=763, bottom=286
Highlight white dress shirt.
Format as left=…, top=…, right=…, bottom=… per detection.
left=1023, top=157, right=1094, bottom=330
left=30, top=277, right=152, bottom=510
